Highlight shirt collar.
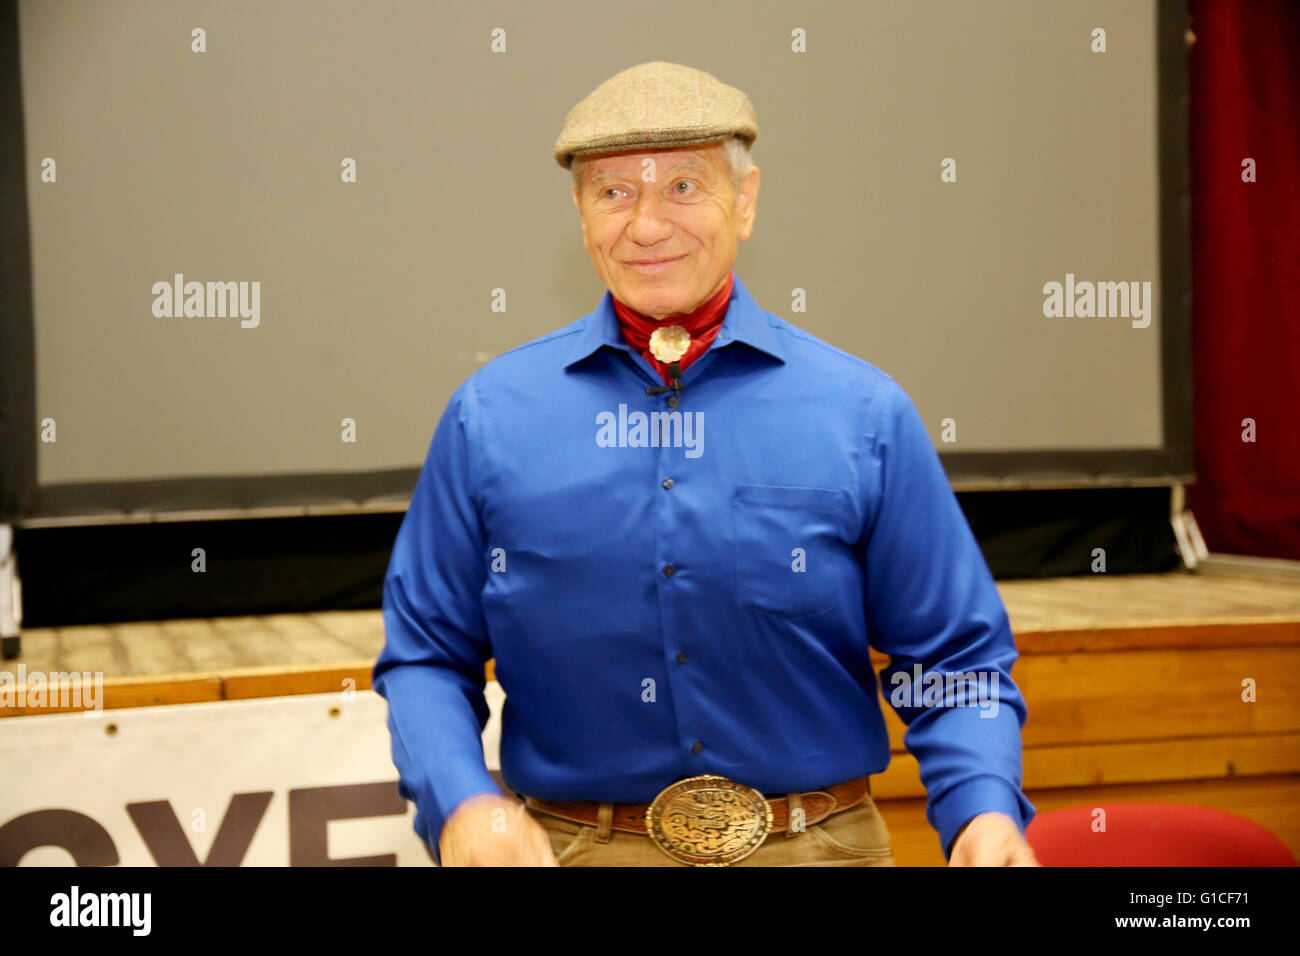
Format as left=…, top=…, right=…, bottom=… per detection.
left=564, top=273, right=786, bottom=370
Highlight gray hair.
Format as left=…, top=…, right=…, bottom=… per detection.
left=571, top=136, right=754, bottom=196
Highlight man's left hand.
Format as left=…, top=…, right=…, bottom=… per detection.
left=948, top=812, right=1040, bottom=866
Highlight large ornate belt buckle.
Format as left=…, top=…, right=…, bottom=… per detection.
left=646, top=774, right=773, bottom=866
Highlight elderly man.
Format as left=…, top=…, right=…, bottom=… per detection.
left=375, top=61, right=1038, bottom=867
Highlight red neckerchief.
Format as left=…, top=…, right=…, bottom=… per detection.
left=613, top=272, right=734, bottom=384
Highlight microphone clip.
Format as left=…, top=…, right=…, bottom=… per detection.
left=644, top=362, right=683, bottom=409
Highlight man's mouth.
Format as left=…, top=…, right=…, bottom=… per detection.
left=625, top=254, right=687, bottom=274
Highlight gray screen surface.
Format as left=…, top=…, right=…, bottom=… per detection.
left=20, top=0, right=1162, bottom=495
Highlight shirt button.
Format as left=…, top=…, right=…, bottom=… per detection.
left=663, top=564, right=676, bottom=577
left=692, top=740, right=703, bottom=754
left=662, top=477, right=674, bottom=489
left=675, top=652, right=686, bottom=665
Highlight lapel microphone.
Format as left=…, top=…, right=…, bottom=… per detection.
left=645, top=362, right=683, bottom=409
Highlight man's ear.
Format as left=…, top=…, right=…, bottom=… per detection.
left=735, top=166, right=760, bottom=241
left=572, top=187, right=590, bottom=248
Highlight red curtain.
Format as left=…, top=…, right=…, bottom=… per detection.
left=1187, top=0, right=1300, bottom=559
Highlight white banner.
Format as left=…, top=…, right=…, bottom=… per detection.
left=0, top=686, right=507, bottom=866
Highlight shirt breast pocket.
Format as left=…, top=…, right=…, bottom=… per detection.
left=732, top=484, right=851, bottom=620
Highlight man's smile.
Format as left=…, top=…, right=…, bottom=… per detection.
left=624, top=253, right=688, bottom=275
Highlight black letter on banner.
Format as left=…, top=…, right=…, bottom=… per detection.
left=127, top=792, right=272, bottom=865
left=288, top=782, right=406, bottom=866
left=0, top=809, right=119, bottom=866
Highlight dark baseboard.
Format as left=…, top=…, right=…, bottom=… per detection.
left=13, top=486, right=1178, bottom=628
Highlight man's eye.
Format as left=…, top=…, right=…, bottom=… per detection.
left=674, top=181, right=694, bottom=193
left=602, top=187, right=624, bottom=200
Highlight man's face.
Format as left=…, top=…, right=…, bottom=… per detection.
left=571, top=144, right=759, bottom=320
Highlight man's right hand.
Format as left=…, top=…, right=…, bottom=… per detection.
left=438, top=792, right=560, bottom=867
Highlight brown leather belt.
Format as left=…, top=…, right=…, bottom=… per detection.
left=527, top=776, right=869, bottom=835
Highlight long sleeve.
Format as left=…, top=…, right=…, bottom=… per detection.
left=373, top=378, right=500, bottom=861
left=861, top=378, right=1036, bottom=858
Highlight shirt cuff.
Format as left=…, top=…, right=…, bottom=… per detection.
left=933, top=776, right=1033, bottom=860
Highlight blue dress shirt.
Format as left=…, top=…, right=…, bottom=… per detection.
left=374, top=273, right=1035, bottom=861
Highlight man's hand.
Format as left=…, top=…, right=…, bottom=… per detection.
left=948, top=812, right=1040, bottom=867
left=438, top=793, right=559, bottom=867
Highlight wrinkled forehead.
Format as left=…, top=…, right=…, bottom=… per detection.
left=575, top=143, right=728, bottom=186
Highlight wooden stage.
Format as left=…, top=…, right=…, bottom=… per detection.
left=4, top=569, right=1299, bottom=866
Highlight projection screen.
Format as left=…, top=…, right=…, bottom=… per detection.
left=4, top=0, right=1191, bottom=524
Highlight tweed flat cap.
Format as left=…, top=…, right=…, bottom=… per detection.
left=554, top=61, right=757, bottom=168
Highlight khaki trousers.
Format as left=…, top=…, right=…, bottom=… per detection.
left=525, top=790, right=896, bottom=867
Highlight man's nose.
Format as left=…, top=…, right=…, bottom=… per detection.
left=625, top=191, right=674, bottom=245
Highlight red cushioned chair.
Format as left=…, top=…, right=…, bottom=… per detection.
left=1026, top=803, right=1297, bottom=866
